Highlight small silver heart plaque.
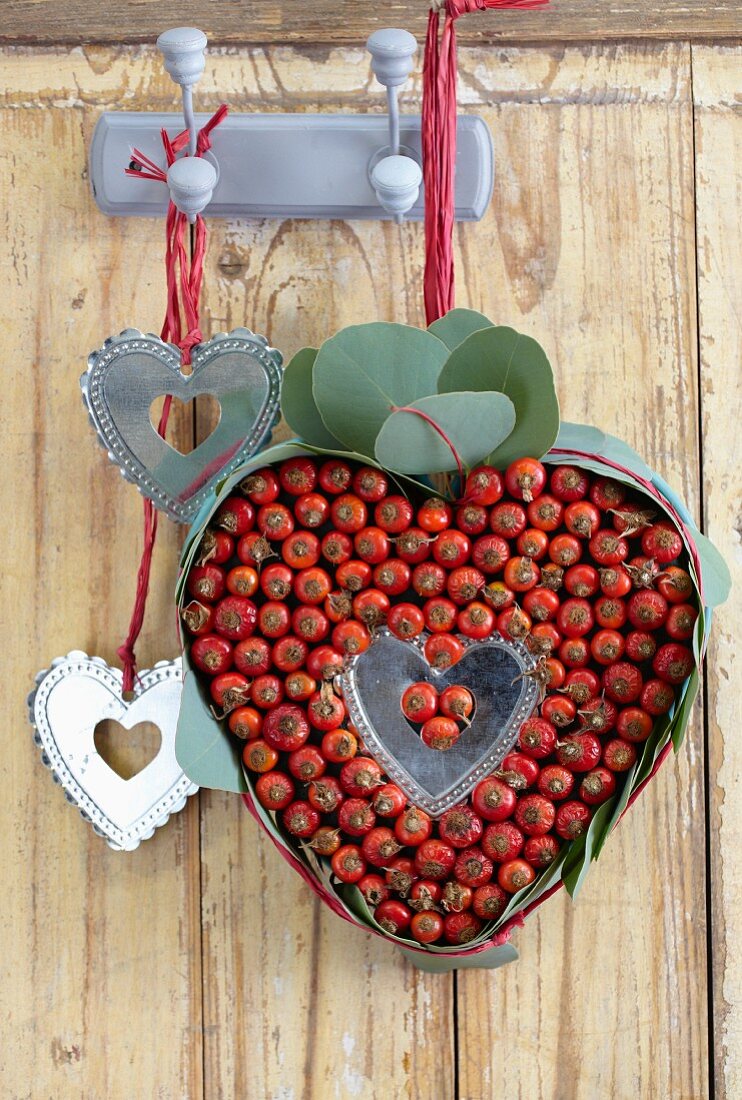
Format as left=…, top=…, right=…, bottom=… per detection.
left=81, top=328, right=283, bottom=523
left=340, top=630, right=540, bottom=817
left=28, top=652, right=197, bottom=850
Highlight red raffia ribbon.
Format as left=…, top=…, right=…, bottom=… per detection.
left=117, top=106, right=227, bottom=693
left=422, top=0, right=548, bottom=324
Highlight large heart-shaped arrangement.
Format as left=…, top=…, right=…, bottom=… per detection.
left=175, top=311, right=728, bottom=966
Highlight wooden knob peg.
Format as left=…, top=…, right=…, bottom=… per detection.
left=166, top=156, right=217, bottom=221
left=370, top=154, right=422, bottom=222
left=156, top=27, right=208, bottom=87
left=366, top=29, right=418, bottom=88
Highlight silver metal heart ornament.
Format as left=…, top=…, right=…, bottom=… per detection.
left=28, top=652, right=197, bottom=850
left=340, top=630, right=540, bottom=817
left=81, top=328, right=283, bottom=523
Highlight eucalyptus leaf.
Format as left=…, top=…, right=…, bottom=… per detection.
left=691, top=530, right=732, bottom=609
left=437, top=326, right=559, bottom=468
left=374, top=391, right=516, bottom=475
left=312, top=323, right=449, bottom=457
left=562, top=798, right=618, bottom=898
left=428, top=308, right=494, bottom=350
left=671, top=669, right=700, bottom=752
left=399, top=942, right=519, bottom=974
left=175, top=658, right=247, bottom=793
left=281, top=347, right=346, bottom=450
left=554, top=421, right=607, bottom=454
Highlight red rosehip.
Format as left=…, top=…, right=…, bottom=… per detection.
left=454, top=846, right=494, bottom=887
left=579, top=766, right=617, bottom=805
left=443, top=910, right=483, bottom=944
left=421, top=715, right=461, bottom=751
left=481, top=822, right=524, bottom=863
left=375, top=899, right=412, bottom=935
left=498, top=858, right=536, bottom=894
left=472, top=776, right=518, bottom=821
left=537, top=764, right=575, bottom=801
left=338, top=798, right=377, bottom=837
left=518, top=716, right=558, bottom=759
left=213, top=596, right=257, bottom=641
left=653, top=643, right=694, bottom=685
left=410, top=911, right=444, bottom=944
left=190, top=633, right=233, bottom=676
left=361, top=827, right=402, bottom=867
left=282, top=800, right=320, bottom=838
left=523, top=834, right=560, bottom=868
left=255, top=771, right=295, bottom=811
left=401, top=681, right=439, bottom=723
left=262, top=704, right=311, bottom=752
left=505, top=457, right=546, bottom=503
left=318, top=459, right=352, bottom=495
left=352, top=467, right=389, bottom=503
left=556, top=732, right=602, bottom=772
left=602, top=738, right=638, bottom=772
left=187, top=564, right=226, bottom=604
left=602, top=661, right=644, bottom=704
left=472, top=883, right=509, bottom=919
left=464, top=465, right=504, bottom=505
left=234, top=636, right=271, bottom=678
left=394, top=807, right=433, bottom=847
left=331, top=844, right=367, bottom=884
left=340, top=756, right=384, bottom=797
left=641, top=521, right=683, bottom=563
left=550, top=465, right=589, bottom=502
left=414, top=839, right=457, bottom=880
left=554, top=800, right=592, bottom=840
left=214, top=496, right=255, bottom=536
left=439, top=805, right=484, bottom=849
left=514, top=793, right=556, bottom=836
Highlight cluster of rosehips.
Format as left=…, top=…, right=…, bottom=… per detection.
left=183, top=453, right=696, bottom=946
left=401, top=681, right=474, bottom=750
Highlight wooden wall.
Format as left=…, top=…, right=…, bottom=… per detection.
left=2, top=10, right=740, bottom=1098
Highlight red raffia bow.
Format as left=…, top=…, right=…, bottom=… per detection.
left=422, top=0, right=548, bottom=324
left=117, top=106, right=227, bottom=693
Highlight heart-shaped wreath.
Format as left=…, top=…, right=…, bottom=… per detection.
left=174, top=309, right=729, bottom=970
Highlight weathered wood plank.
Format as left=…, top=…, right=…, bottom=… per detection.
left=0, top=0, right=740, bottom=46
left=692, top=43, right=742, bottom=1100
left=453, top=39, right=708, bottom=1100
left=0, top=53, right=203, bottom=1099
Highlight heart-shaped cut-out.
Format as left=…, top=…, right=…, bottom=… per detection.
left=340, top=630, right=540, bottom=817
left=93, top=718, right=162, bottom=779
left=28, top=652, right=197, bottom=850
left=81, top=328, right=282, bottom=523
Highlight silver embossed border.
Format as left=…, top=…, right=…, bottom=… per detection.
left=339, top=629, right=540, bottom=818
left=80, top=327, right=283, bottom=523
left=28, top=652, right=197, bottom=851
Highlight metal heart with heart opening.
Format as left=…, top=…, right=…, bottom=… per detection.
left=28, top=652, right=197, bottom=851
left=81, top=328, right=283, bottom=523
left=340, top=630, right=540, bottom=817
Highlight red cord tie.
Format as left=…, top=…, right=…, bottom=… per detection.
left=118, top=106, right=227, bottom=693
left=422, top=0, right=548, bottom=324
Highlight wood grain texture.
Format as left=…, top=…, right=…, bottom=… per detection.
left=2, top=34, right=737, bottom=1100
left=0, top=56, right=203, bottom=1100
left=1, top=0, right=740, bottom=46
left=194, top=42, right=708, bottom=1099
left=692, top=43, right=742, bottom=1100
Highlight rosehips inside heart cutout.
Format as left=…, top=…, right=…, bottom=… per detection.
left=183, top=454, right=698, bottom=946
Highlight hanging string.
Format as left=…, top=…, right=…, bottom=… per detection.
left=422, top=0, right=548, bottom=325
left=117, top=106, right=227, bottom=693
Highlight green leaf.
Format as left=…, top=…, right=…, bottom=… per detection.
left=312, top=322, right=449, bottom=457
left=374, top=391, right=516, bottom=475
left=428, top=308, right=494, bottom=350
left=693, top=530, right=732, bottom=609
left=437, top=326, right=559, bottom=468
left=175, top=658, right=247, bottom=793
left=398, top=942, right=519, bottom=974
left=562, top=798, right=618, bottom=898
left=281, top=346, right=346, bottom=450
left=671, top=669, right=700, bottom=752
left=554, top=421, right=607, bottom=454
